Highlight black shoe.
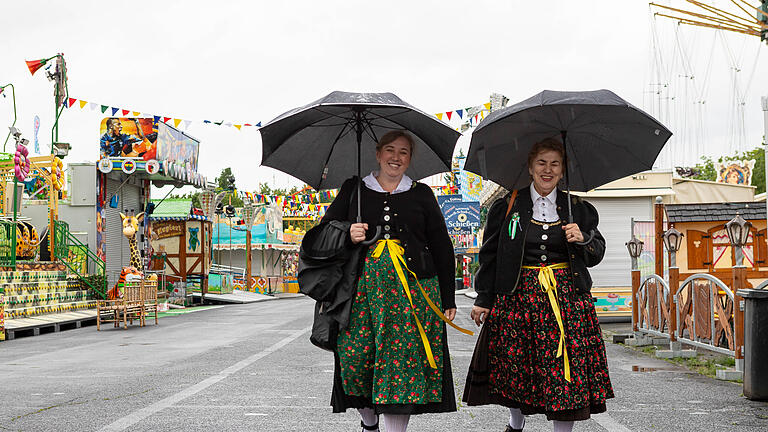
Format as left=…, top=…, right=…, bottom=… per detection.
left=504, top=423, right=524, bottom=432
left=361, top=419, right=379, bottom=432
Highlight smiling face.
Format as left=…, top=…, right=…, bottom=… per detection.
left=528, top=149, right=563, bottom=196
left=376, top=136, right=412, bottom=180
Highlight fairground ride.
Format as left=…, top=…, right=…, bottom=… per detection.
left=651, top=1, right=767, bottom=43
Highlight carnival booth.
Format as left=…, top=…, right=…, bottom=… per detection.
left=147, top=198, right=212, bottom=296
left=96, top=118, right=207, bottom=289
left=211, top=203, right=299, bottom=294
left=0, top=134, right=108, bottom=339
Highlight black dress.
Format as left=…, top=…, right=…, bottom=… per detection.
left=464, top=190, right=614, bottom=421
left=324, top=178, right=457, bottom=415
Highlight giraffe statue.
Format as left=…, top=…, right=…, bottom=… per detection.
left=120, top=212, right=145, bottom=270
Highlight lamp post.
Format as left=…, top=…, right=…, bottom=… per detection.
left=1, top=83, right=17, bottom=152
left=725, top=213, right=751, bottom=372
left=626, top=234, right=644, bottom=332
left=663, top=227, right=684, bottom=344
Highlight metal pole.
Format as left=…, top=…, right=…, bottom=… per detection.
left=1, top=83, right=17, bottom=152
left=654, top=197, right=665, bottom=278
left=356, top=110, right=363, bottom=223
left=762, top=97, right=768, bottom=226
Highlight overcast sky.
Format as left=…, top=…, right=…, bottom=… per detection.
left=0, top=0, right=766, bottom=193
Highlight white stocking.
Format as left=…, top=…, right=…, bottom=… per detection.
left=382, top=413, right=410, bottom=432
left=358, top=408, right=378, bottom=430
left=508, top=407, right=525, bottom=429
left=553, top=420, right=574, bottom=432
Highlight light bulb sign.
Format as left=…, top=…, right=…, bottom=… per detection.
left=437, top=194, right=481, bottom=234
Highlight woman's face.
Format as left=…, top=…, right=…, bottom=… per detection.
left=376, top=137, right=412, bottom=179
left=528, top=149, right=563, bottom=195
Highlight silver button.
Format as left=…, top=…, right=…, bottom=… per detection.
left=384, top=215, right=390, bottom=221
left=384, top=206, right=390, bottom=211
left=384, top=225, right=390, bottom=231
left=541, top=255, right=547, bottom=261
left=540, top=244, right=546, bottom=250
left=384, top=233, right=391, bottom=239
left=542, top=234, right=548, bottom=240
left=542, top=224, right=549, bottom=230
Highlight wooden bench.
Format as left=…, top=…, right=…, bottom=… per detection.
left=96, top=280, right=159, bottom=330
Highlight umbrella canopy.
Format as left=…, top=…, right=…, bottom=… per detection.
left=464, top=89, right=673, bottom=193
left=259, top=91, right=460, bottom=190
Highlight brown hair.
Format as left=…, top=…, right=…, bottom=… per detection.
left=376, top=130, right=415, bottom=156
left=527, top=137, right=565, bottom=168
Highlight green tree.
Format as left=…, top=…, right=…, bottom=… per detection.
left=216, top=167, right=237, bottom=191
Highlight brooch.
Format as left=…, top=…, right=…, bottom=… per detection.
left=508, top=212, right=521, bottom=239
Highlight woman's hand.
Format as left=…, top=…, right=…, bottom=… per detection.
left=444, top=308, right=456, bottom=321
left=349, top=223, right=368, bottom=244
left=470, top=306, right=490, bottom=326
left=562, top=223, right=584, bottom=243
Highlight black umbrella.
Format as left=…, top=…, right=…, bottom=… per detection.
left=260, top=91, right=460, bottom=243
left=465, top=89, right=672, bottom=225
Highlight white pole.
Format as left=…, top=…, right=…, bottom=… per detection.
left=763, top=97, right=768, bottom=224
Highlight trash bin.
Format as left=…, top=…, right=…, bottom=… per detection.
left=455, top=277, right=464, bottom=291
left=737, top=288, right=768, bottom=401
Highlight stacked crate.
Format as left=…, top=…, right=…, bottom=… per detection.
left=0, top=270, right=96, bottom=320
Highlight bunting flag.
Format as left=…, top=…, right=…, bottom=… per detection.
left=61, top=95, right=263, bottom=131
left=63, top=94, right=488, bottom=133
left=241, top=189, right=339, bottom=208
left=434, top=102, right=493, bottom=129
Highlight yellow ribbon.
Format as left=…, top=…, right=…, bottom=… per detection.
left=372, top=239, right=474, bottom=369
left=523, top=263, right=571, bottom=382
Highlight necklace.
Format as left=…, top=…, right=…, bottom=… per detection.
left=530, top=219, right=561, bottom=231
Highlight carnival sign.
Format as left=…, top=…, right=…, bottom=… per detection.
left=438, top=195, right=481, bottom=234
left=152, top=221, right=185, bottom=239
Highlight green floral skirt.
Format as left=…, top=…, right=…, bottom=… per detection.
left=337, top=244, right=445, bottom=405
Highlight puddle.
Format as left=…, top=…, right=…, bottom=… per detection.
left=632, top=365, right=661, bottom=372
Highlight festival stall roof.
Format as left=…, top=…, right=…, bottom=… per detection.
left=570, top=169, right=755, bottom=204
left=148, top=198, right=208, bottom=221
left=666, top=201, right=766, bottom=223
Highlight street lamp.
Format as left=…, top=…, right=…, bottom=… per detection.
left=626, top=234, right=644, bottom=270
left=662, top=227, right=684, bottom=267
left=725, top=213, right=752, bottom=267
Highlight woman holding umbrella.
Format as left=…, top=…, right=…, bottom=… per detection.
left=322, top=130, right=466, bottom=432
left=463, top=137, right=614, bottom=432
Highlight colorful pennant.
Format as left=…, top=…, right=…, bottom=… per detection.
left=62, top=95, right=262, bottom=131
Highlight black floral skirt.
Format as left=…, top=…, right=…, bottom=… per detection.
left=464, top=266, right=614, bottom=421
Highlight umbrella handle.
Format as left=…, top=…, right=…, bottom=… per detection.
left=575, top=229, right=595, bottom=246
left=359, top=226, right=382, bottom=246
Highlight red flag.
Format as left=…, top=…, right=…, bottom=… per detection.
left=163, top=117, right=171, bottom=123
left=122, top=109, right=130, bottom=116
left=68, top=98, right=77, bottom=107
left=446, top=112, right=453, bottom=121
left=25, top=59, right=47, bottom=75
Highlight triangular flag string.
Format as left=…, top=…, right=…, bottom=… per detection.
left=62, top=95, right=263, bottom=132
left=62, top=94, right=493, bottom=133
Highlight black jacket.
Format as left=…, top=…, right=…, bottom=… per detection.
left=323, top=177, right=457, bottom=310
left=299, top=220, right=366, bottom=350
left=473, top=188, right=605, bottom=309
left=299, top=220, right=365, bottom=322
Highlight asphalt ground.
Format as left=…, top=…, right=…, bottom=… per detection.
left=0, top=295, right=767, bottom=431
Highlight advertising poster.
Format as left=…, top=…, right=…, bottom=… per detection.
left=437, top=194, right=481, bottom=234
left=99, top=118, right=157, bottom=159
left=157, top=122, right=200, bottom=172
